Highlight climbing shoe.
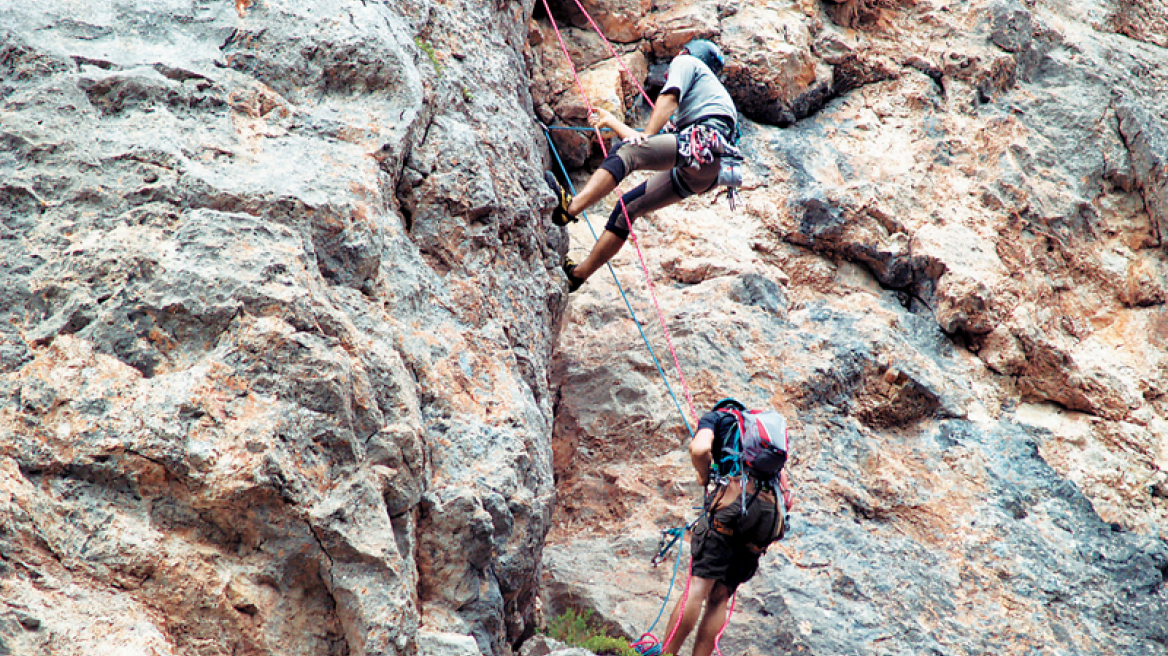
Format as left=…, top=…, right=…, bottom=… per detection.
left=544, top=171, right=577, bottom=226
left=563, top=257, right=585, bottom=293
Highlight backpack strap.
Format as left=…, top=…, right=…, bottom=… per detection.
left=714, top=407, right=746, bottom=478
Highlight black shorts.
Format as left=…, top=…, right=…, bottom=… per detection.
left=691, top=482, right=784, bottom=590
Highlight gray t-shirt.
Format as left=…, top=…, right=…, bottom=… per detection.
left=661, top=54, right=738, bottom=130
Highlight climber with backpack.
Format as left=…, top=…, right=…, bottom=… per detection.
left=656, top=398, right=792, bottom=656
left=544, top=39, right=744, bottom=292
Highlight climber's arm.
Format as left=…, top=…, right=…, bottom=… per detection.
left=642, top=90, right=678, bottom=137
left=689, top=427, right=714, bottom=487
left=611, top=90, right=679, bottom=147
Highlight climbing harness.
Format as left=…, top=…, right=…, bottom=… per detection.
left=674, top=121, right=744, bottom=211
left=676, top=123, right=735, bottom=168
left=662, top=117, right=743, bottom=212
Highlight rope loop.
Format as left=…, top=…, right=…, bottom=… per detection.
left=630, top=633, right=664, bottom=656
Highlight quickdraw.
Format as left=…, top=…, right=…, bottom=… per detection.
left=650, top=526, right=686, bottom=568
left=676, top=123, right=742, bottom=168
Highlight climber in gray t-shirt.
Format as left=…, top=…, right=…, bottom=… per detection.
left=663, top=53, right=738, bottom=132
left=544, top=39, right=740, bottom=293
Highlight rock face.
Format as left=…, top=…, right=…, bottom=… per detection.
left=2, top=1, right=1168, bottom=656
left=541, top=1, right=1168, bottom=655
left=1, top=0, right=562, bottom=655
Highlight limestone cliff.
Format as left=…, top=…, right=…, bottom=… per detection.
left=2, top=0, right=560, bottom=654
left=1, top=0, right=1166, bottom=656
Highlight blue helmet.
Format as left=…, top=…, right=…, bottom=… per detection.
left=682, top=39, right=724, bottom=76
left=712, top=397, right=746, bottom=412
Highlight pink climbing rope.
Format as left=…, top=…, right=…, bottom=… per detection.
left=626, top=231, right=698, bottom=422
left=540, top=0, right=699, bottom=424
left=539, top=0, right=600, bottom=133
left=713, top=590, right=737, bottom=656
left=653, top=557, right=737, bottom=656
left=662, top=556, right=694, bottom=649
left=567, top=0, right=656, bottom=110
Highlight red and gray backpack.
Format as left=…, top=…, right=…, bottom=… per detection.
left=713, top=398, right=793, bottom=518
left=714, top=398, right=788, bottom=482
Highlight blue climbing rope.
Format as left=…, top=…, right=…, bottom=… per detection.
left=542, top=122, right=698, bottom=652
left=645, top=528, right=686, bottom=635
left=540, top=122, right=694, bottom=437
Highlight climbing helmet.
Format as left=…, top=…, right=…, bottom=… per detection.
left=682, top=39, right=724, bottom=76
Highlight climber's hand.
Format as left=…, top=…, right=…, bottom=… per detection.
left=588, top=108, right=616, bottom=130
left=624, top=132, right=649, bottom=146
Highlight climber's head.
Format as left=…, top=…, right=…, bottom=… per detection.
left=681, top=39, right=724, bottom=76
left=712, top=397, right=746, bottom=412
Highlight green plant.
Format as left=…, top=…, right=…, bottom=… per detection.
left=462, top=87, right=474, bottom=103
left=580, top=635, right=643, bottom=656
left=544, top=608, right=595, bottom=646
left=413, top=37, right=442, bottom=75
left=543, top=609, right=648, bottom=656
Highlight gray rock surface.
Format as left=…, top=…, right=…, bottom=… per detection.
left=2, top=0, right=1167, bottom=656
left=1, top=0, right=561, bottom=655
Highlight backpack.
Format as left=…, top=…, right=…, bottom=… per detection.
left=713, top=401, right=793, bottom=531
left=716, top=406, right=788, bottom=482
